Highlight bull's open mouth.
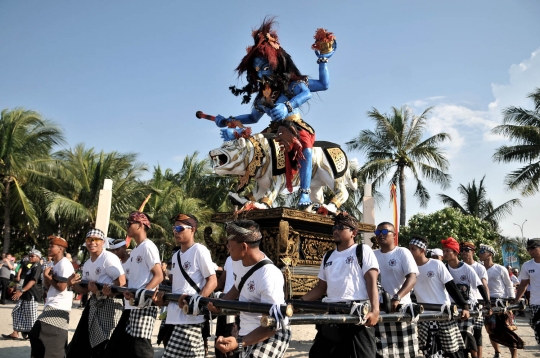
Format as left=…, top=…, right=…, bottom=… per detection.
left=210, top=153, right=229, bottom=168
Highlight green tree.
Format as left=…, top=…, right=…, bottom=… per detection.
left=438, top=176, right=521, bottom=231
left=492, top=87, right=540, bottom=195
left=0, top=108, right=64, bottom=253
left=346, top=106, right=451, bottom=225
left=399, top=207, right=501, bottom=253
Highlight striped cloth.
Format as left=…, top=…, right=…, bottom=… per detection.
left=163, top=324, right=205, bottom=358
left=12, top=297, right=39, bottom=332
left=87, top=295, right=123, bottom=347
left=375, top=322, right=419, bottom=358
left=530, top=304, right=540, bottom=344
left=418, top=320, right=465, bottom=356
left=242, top=328, right=291, bottom=358
left=473, top=315, right=485, bottom=330
left=126, top=306, right=158, bottom=339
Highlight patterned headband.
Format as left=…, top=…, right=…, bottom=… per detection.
left=29, top=247, right=42, bottom=258
left=409, top=238, right=427, bottom=251
left=171, top=213, right=198, bottom=228
left=226, top=222, right=262, bottom=243
left=108, top=238, right=126, bottom=250
left=480, top=244, right=496, bottom=256
left=86, top=228, right=105, bottom=240
left=128, top=211, right=151, bottom=228
left=48, top=235, right=68, bottom=248
left=334, top=212, right=359, bottom=231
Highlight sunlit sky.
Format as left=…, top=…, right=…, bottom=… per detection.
left=1, top=1, right=540, bottom=240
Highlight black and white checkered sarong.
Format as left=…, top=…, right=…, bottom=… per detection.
left=126, top=306, right=158, bottom=339
left=12, top=297, right=39, bottom=332
left=375, top=322, right=418, bottom=358
left=242, top=328, right=291, bottom=358
left=37, top=306, right=70, bottom=330
left=163, top=324, right=205, bottom=358
left=418, top=320, right=465, bottom=356
left=530, top=304, right=540, bottom=344
left=87, top=295, right=123, bottom=347
left=473, top=315, right=485, bottom=330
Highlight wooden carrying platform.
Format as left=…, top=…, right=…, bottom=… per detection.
left=204, top=208, right=375, bottom=298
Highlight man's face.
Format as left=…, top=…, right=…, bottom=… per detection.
left=111, top=246, right=126, bottom=259
left=85, top=236, right=104, bottom=254
left=28, top=254, right=40, bottom=264
left=126, top=220, right=142, bottom=237
left=408, top=244, right=424, bottom=261
left=173, top=221, right=194, bottom=245
left=253, top=57, right=273, bottom=81
left=478, top=251, right=490, bottom=262
left=443, top=248, right=458, bottom=261
left=528, top=245, right=540, bottom=259
left=375, top=224, right=395, bottom=247
left=226, top=239, right=245, bottom=261
left=332, top=224, right=354, bottom=244
left=459, top=247, right=474, bottom=261
left=48, top=244, right=62, bottom=257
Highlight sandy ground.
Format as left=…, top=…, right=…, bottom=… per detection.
left=0, top=299, right=538, bottom=358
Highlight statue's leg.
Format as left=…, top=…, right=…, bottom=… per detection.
left=298, top=147, right=313, bottom=207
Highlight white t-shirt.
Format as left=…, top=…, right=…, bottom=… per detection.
left=518, top=259, right=540, bottom=305
left=318, top=244, right=379, bottom=302
left=124, top=239, right=161, bottom=309
left=468, top=261, right=488, bottom=300
left=232, top=256, right=285, bottom=336
left=166, top=243, right=216, bottom=325
left=510, top=275, right=520, bottom=285
left=46, top=257, right=75, bottom=311
left=374, top=247, right=419, bottom=304
left=414, top=259, right=453, bottom=307
left=121, top=258, right=130, bottom=281
left=447, top=262, right=482, bottom=305
left=486, top=264, right=514, bottom=299
left=82, top=250, right=124, bottom=284
left=223, top=256, right=235, bottom=293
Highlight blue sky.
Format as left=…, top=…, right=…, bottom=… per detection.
left=1, top=1, right=540, bottom=241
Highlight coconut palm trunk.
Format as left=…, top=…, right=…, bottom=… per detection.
left=399, top=165, right=406, bottom=226
left=3, top=180, right=11, bottom=254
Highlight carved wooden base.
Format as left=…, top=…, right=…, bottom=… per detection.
left=205, top=208, right=375, bottom=297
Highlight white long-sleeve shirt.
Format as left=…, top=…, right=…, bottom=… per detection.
left=486, top=263, right=515, bottom=299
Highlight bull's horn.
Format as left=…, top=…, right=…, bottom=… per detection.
left=238, top=138, right=246, bottom=148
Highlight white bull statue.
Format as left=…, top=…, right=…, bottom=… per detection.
left=209, top=133, right=357, bottom=213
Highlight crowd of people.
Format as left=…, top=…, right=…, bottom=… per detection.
left=0, top=210, right=539, bottom=358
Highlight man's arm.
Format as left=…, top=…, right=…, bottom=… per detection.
left=145, top=263, right=164, bottom=290
left=392, top=273, right=417, bottom=312
left=300, top=279, right=327, bottom=301
left=200, top=274, right=217, bottom=298
left=364, top=268, right=380, bottom=326
left=216, top=269, right=227, bottom=291
left=480, top=277, right=490, bottom=301
left=514, top=279, right=530, bottom=302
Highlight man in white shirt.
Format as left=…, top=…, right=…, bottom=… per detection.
left=478, top=244, right=520, bottom=358
left=67, top=228, right=126, bottom=358
left=215, top=255, right=239, bottom=358
left=152, top=213, right=217, bottom=358
left=301, top=212, right=380, bottom=358
left=212, top=220, right=291, bottom=358
left=29, top=236, right=75, bottom=358
left=442, top=237, right=490, bottom=358
left=460, top=241, right=489, bottom=358
left=104, top=211, right=163, bottom=358
left=409, top=236, right=467, bottom=358
left=108, top=238, right=130, bottom=279
left=514, top=238, right=540, bottom=345
left=373, top=221, right=419, bottom=358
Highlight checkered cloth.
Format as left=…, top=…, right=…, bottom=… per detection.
left=530, top=304, right=540, bottom=344
left=473, top=315, right=485, bottom=330
left=418, top=320, right=465, bottom=356
left=126, top=306, right=158, bottom=339
left=242, top=328, right=291, bottom=358
left=375, top=322, right=419, bottom=358
left=87, top=295, right=123, bottom=347
left=37, top=306, right=70, bottom=330
left=162, top=324, right=205, bottom=358
left=12, top=297, right=39, bottom=332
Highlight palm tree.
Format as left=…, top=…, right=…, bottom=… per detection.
left=0, top=108, right=64, bottom=253
left=438, top=176, right=521, bottom=230
left=492, top=87, right=540, bottom=195
left=346, top=106, right=451, bottom=225
left=43, top=144, right=149, bottom=251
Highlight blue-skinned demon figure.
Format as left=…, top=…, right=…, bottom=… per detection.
left=214, top=18, right=336, bottom=208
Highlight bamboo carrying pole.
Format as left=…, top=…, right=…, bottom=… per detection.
left=182, top=295, right=294, bottom=317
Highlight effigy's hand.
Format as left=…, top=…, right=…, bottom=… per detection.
left=270, top=103, right=288, bottom=121
left=215, top=114, right=229, bottom=127
left=220, top=128, right=241, bottom=141
left=315, top=40, right=337, bottom=59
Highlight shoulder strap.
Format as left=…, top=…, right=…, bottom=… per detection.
left=238, top=259, right=272, bottom=293
left=356, top=244, right=363, bottom=269
left=176, top=250, right=201, bottom=294
left=323, top=250, right=335, bottom=267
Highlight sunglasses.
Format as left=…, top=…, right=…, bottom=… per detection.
left=374, top=229, right=394, bottom=236
left=173, top=225, right=192, bottom=233
left=332, top=224, right=352, bottom=231
left=460, top=248, right=473, bottom=253
left=478, top=249, right=487, bottom=254
left=86, top=238, right=103, bottom=244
